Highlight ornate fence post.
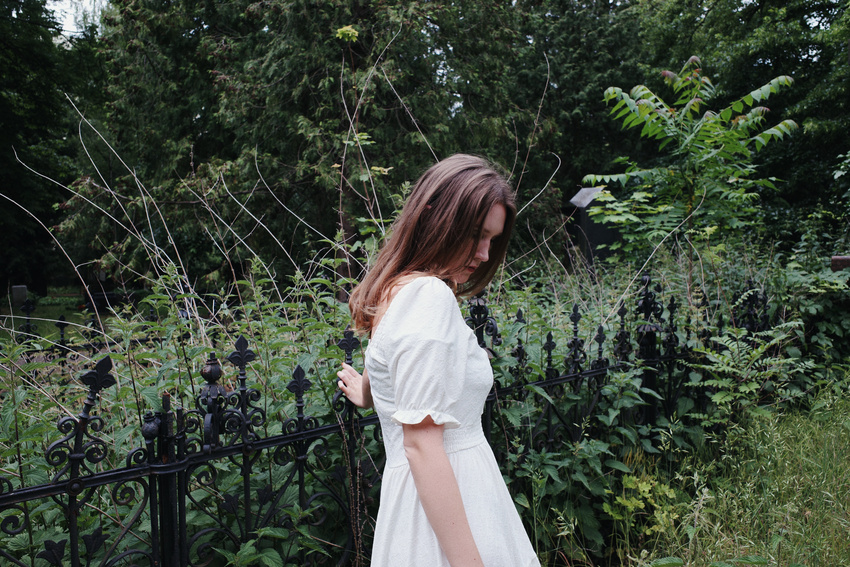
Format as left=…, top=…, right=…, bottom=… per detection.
left=42, top=356, right=116, bottom=567
left=136, top=390, right=181, bottom=566
left=139, top=406, right=163, bottom=565
left=160, top=393, right=181, bottom=566
left=635, top=275, right=664, bottom=424
left=614, top=302, right=632, bottom=362
left=18, top=298, right=37, bottom=339
left=335, top=328, right=370, bottom=564
left=464, top=294, right=503, bottom=443
left=224, top=336, right=261, bottom=544
left=198, top=353, right=227, bottom=453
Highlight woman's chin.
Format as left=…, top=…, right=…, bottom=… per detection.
left=451, top=272, right=473, bottom=285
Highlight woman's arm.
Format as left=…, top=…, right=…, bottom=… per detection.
left=336, top=363, right=373, bottom=409
left=403, top=417, right=483, bottom=567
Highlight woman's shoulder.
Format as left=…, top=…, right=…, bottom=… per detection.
left=370, top=276, right=457, bottom=343
left=384, top=275, right=457, bottom=320
left=393, top=274, right=455, bottom=301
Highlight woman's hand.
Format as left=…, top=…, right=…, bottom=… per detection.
left=336, top=363, right=373, bottom=409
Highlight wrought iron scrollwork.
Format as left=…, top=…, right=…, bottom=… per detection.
left=564, top=304, right=587, bottom=375
left=36, top=356, right=122, bottom=567
left=282, top=365, right=320, bottom=440
left=185, top=335, right=264, bottom=452
left=2, top=274, right=732, bottom=566
left=591, top=325, right=609, bottom=372
left=613, top=302, right=632, bottom=361
left=46, top=356, right=115, bottom=484
left=508, top=309, right=532, bottom=399
left=543, top=331, right=557, bottom=381
left=465, top=292, right=502, bottom=354
left=636, top=275, right=664, bottom=360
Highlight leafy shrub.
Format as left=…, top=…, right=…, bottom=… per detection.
left=584, top=57, right=797, bottom=259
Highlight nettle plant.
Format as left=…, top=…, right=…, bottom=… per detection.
left=583, top=56, right=797, bottom=256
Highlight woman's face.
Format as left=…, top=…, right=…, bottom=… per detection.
left=449, top=203, right=507, bottom=285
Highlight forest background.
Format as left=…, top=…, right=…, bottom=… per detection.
left=2, top=0, right=850, bottom=565
left=4, top=0, right=849, bottom=295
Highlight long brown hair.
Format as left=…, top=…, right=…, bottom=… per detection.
left=348, top=154, right=516, bottom=334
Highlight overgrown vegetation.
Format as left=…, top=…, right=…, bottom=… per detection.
left=635, top=390, right=850, bottom=567
left=2, top=232, right=848, bottom=565
left=2, top=0, right=850, bottom=565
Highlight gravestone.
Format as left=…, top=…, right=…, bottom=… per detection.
left=11, top=285, right=27, bottom=309
left=568, top=187, right=619, bottom=265
left=831, top=256, right=850, bottom=272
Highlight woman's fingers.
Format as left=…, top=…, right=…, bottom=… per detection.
left=337, top=364, right=359, bottom=382
left=335, top=364, right=372, bottom=409
left=337, top=364, right=360, bottom=394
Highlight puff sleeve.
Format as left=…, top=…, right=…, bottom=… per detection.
left=372, top=278, right=470, bottom=429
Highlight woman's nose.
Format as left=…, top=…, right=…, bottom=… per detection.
left=475, top=239, right=490, bottom=262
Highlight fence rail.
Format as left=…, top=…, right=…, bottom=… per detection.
left=0, top=276, right=768, bottom=566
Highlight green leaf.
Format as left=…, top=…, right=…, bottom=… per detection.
left=571, top=470, right=592, bottom=491
left=650, top=558, right=684, bottom=567
left=527, top=384, right=556, bottom=406
left=256, top=527, right=292, bottom=540
left=615, top=426, right=638, bottom=444
left=514, top=492, right=530, bottom=509
left=257, top=548, right=284, bottom=567
left=605, top=459, right=631, bottom=473
left=213, top=548, right=237, bottom=563
left=641, top=438, right=660, bottom=454
left=140, top=386, right=163, bottom=410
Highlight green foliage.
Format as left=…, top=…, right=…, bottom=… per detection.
left=689, top=322, right=813, bottom=424
left=834, top=151, right=850, bottom=198
left=0, top=261, right=371, bottom=564
left=486, top=277, right=700, bottom=564
left=4, top=228, right=850, bottom=564
left=603, top=473, right=678, bottom=554
left=0, top=0, right=99, bottom=292
left=760, top=199, right=850, bottom=369
left=584, top=57, right=797, bottom=256
left=507, top=0, right=645, bottom=250
left=216, top=524, right=330, bottom=567
left=59, top=0, right=547, bottom=287
left=642, top=389, right=850, bottom=566
left=633, top=0, right=850, bottom=207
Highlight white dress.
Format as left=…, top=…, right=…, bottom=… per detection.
left=365, top=276, right=540, bottom=567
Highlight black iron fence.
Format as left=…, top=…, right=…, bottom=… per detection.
left=0, top=276, right=768, bottom=566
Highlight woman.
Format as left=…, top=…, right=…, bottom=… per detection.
left=337, top=154, right=540, bottom=567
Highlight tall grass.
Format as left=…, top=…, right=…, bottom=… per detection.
left=640, top=386, right=850, bottom=567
